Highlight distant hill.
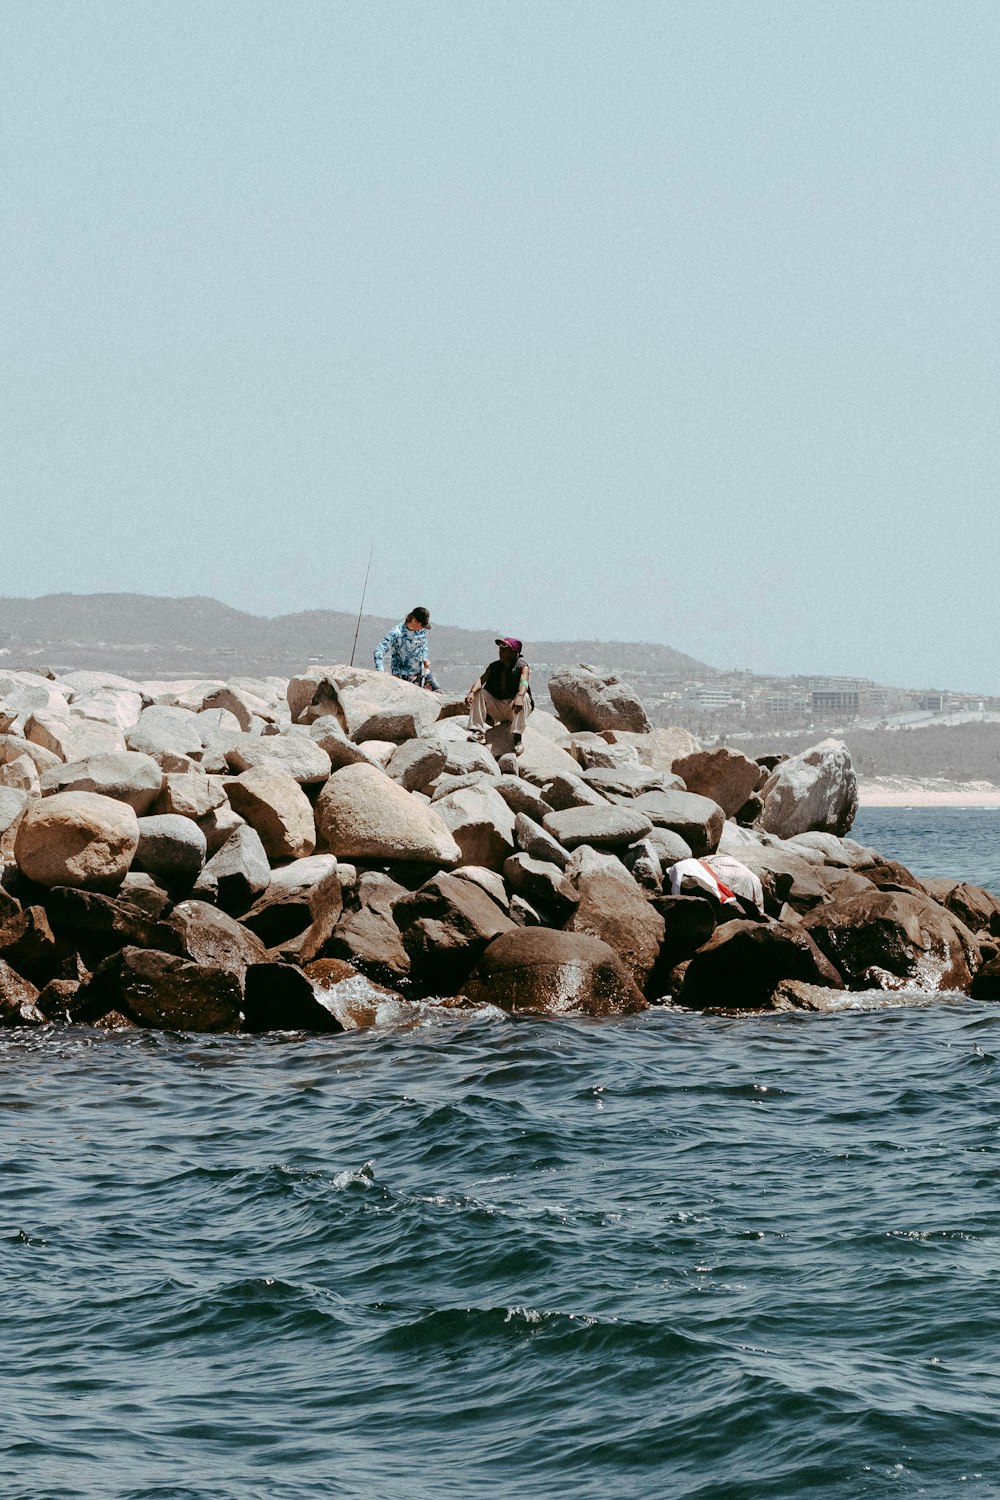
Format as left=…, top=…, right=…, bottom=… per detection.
left=0, top=593, right=714, bottom=690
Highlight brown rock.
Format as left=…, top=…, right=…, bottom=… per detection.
left=678, top=919, right=844, bottom=1010
left=0, top=905, right=77, bottom=987
left=564, top=848, right=664, bottom=989
left=802, top=888, right=978, bottom=992
left=394, top=872, right=515, bottom=992
left=459, top=927, right=647, bottom=1015
left=75, top=947, right=243, bottom=1032
left=225, top=767, right=316, bottom=860
left=671, top=748, right=763, bottom=819
left=165, top=900, right=266, bottom=980
left=14, top=792, right=139, bottom=892
left=0, top=957, right=44, bottom=1025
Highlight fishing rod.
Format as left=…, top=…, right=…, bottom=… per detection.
left=349, top=543, right=375, bottom=667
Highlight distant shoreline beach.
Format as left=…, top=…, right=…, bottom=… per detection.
left=858, top=779, right=1000, bottom=808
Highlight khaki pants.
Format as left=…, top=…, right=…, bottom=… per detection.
left=468, top=687, right=531, bottom=737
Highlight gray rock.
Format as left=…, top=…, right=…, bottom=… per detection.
left=493, top=774, right=552, bottom=824
left=630, top=789, right=724, bottom=857
left=386, top=739, right=449, bottom=792
left=547, top=665, right=651, bottom=734
left=314, top=763, right=461, bottom=865
left=581, top=765, right=665, bottom=798
left=307, top=716, right=385, bottom=771
left=25, top=714, right=125, bottom=763
left=758, top=739, right=859, bottom=839
left=514, top=812, right=570, bottom=869
left=542, top=804, right=653, bottom=852
left=503, top=853, right=578, bottom=922
left=223, top=734, right=332, bottom=786
left=541, top=772, right=608, bottom=811
left=193, top=824, right=271, bottom=915
left=433, top=783, right=517, bottom=871
left=155, top=773, right=226, bottom=821
left=40, top=751, right=163, bottom=814
left=134, top=814, right=208, bottom=885
left=127, top=705, right=205, bottom=759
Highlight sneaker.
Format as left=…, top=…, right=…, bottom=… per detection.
left=512, top=733, right=523, bottom=756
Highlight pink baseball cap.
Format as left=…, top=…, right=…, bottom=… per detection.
left=495, top=637, right=522, bottom=653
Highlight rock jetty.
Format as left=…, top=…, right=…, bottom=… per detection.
left=0, top=662, right=996, bottom=1033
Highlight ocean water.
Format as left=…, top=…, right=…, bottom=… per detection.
left=4, top=809, right=1000, bottom=1500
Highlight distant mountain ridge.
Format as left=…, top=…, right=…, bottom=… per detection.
left=0, top=593, right=714, bottom=689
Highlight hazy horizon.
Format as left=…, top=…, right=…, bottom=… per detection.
left=5, top=3, right=999, bottom=688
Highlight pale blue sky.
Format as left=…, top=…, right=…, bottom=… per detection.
left=3, top=2, right=998, bottom=689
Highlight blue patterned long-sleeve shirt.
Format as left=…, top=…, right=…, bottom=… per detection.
left=373, top=622, right=429, bottom=679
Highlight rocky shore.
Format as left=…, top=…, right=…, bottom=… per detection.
left=1, top=661, right=998, bottom=1034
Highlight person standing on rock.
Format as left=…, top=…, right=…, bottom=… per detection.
left=373, top=607, right=441, bottom=691
left=466, top=637, right=533, bottom=753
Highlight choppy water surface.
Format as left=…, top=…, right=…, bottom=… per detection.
left=4, top=811, right=1000, bottom=1499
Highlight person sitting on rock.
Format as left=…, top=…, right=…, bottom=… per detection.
left=373, top=607, right=441, bottom=691
left=466, top=637, right=533, bottom=753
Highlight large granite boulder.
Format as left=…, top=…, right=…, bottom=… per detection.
left=65, top=686, right=145, bottom=732
left=305, top=717, right=384, bottom=773
left=126, top=705, right=205, bottom=759
left=75, top=946, right=243, bottom=1032
left=459, top=928, right=647, bottom=1015
left=223, top=734, right=331, bottom=786
left=502, top=853, right=579, bottom=923
left=14, top=791, right=139, bottom=892
left=394, top=872, right=516, bottom=991
left=433, top=783, right=516, bottom=871
left=192, top=824, right=271, bottom=915
left=0, top=734, right=61, bottom=776
left=671, top=748, right=762, bottom=819
left=386, top=739, right=449, bottom=792
left=678, top=919, right=844, bottom=1010
left=493, top=775, right=552, bottom=825
left=326, top=871, right=410, bottom=984
left=757, top=739, right=858, bottom=838
left=514, top=811, right=570, bottom=869
left=225, top=767, right=316, bottom=860
left=134, top=814, right=208, bottom=886
left=241, top=857, right=343, bottom=961
left=542, top=803, right=652, bottom=852
left=564, top=846, right=665, bottom=989
left=164, top=900, right=266, bottom=979
left=629, top=789, right=724, bottom=857
left=296, top=666, right=440, bottom=741
left=315, top=763, right=460, bottom=865
left=40, top=751, right=163, bottom=814
left=26, top=714, right=125, bottom=764
left=508, top=729, right=582, bottom=784
left=801, top=888, right=978, bottom=992
left=0, top=787, right=30, bottom=859
left=154, top=773, right=227, bottom=821
left=547, top=666, right=651, bottom=734
left=581, top=765, right=666, bottom=799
